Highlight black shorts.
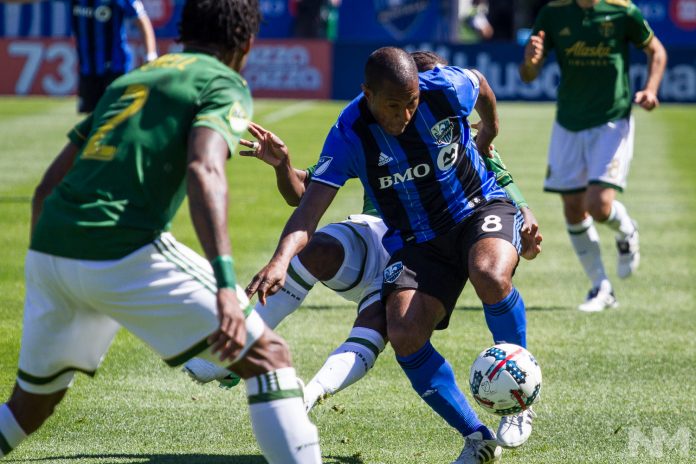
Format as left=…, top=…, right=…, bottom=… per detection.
left=381, top=199, right=522, bottom=330
left=78, top=72, right=122, bottom=113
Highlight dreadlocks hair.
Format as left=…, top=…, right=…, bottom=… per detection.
left=364, top=47, right=419, bottom=93
left=410, top=50, right=448, bottom=72
left=178, top=0, right=261, bottom=53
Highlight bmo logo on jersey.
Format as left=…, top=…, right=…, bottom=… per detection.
left=378, top=163, right=431, bottom=189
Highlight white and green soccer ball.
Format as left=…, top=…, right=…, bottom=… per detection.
left=469, top=343, right=542, bottom=416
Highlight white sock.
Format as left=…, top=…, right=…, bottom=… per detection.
left=0, top=404, right=27, bottom=457
left=567, top=217, right=609, bottom=289
left=246, top=368, right=321, bottom=464
left=304, top=327, right=386, bottom=411
left=255, top=256, right=317, bottom=329
left=602, top=200, right=636, bottom=237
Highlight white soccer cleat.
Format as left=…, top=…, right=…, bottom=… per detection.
left=451, top=431, right=502, bottom=464
left=182, top=358, right=240, bottom=388
left=616, top=223, right=640, bottom=279
left=577, top=281, right=619, bottom=312
left=496, top=408, right=536, bottom=448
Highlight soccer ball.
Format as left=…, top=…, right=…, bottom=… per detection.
left=469, top=343, right=542, bottom=416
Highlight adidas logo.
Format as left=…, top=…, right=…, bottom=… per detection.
left=560, top=27, right=571, bottom=36
left=378, top=152, right=393, bottom=166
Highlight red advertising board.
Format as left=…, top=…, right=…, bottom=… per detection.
left=243, top=40, right=333, bottom=99
left=0, top=38, right=333, bottom=99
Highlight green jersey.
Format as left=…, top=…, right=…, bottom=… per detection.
left=31, top=52, right=252, bottom=260
left=532, top=0, right=653, bottom=131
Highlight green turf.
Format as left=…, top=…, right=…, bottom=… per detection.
left=1, top=97, right=695, bottom=463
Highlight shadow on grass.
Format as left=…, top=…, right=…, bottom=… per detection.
left=6, top=453, right=365, bottom=464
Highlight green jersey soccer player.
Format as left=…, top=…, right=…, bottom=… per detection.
left=520, top=0, right=667, bottom=312
left=0, top=1, right=322, bottom=462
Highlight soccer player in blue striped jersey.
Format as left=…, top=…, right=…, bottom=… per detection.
left=67, top=0, right=157, bottom=112
left=249, top=47, right=540, bottom=463
left=5, top=0, right=157, bottom=113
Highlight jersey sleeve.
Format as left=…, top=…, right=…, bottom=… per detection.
left=67, top=113, right=94, bottom=148
left=440, top=66, right=480, bottom=117
left=531, top=7, right=554, bottom=53
left=123, top=0, right=147, bottom=18
left=309, top=122, right=358, bottom=189
left=193, top=76, right=253, bottom=156
left=626, top=2, right=654, bottom=48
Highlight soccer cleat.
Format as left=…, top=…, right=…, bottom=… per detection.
left=496, top=408, right=536, bottom=448
left=577, top=281, right=619, bottom=312
left=451, top=431, right=502, bottom=464
left=182, top=358, right=241, bottom=389
left=616, top=223, right=640, bottom=279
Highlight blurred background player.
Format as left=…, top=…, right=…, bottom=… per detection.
left=5, top=0, right=157, bottom=113
left=520, top=0, right=667, bottom=312
left=0, top=1, right=321, bottom=462
left=247, top=47, right=539, bottom=463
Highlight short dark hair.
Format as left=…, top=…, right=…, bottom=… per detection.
left=364, top=47, right=419, bottom=92
left=410, top=51, right=448, bottom=72
left=179, top=0, right=261, bottom=53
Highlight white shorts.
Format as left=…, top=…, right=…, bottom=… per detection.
left=317, top=214, right=389, bottom=312
left=544, top=116, right=634, bottom=193
left=18, top=233, right=265, bottom=394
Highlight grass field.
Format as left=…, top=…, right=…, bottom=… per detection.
left=0, top=98, right=695, bottom=464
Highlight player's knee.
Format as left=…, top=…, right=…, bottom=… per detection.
left=386, top=316, right=427, bottom=356
left=470, top=264, right=512, bottom=303
left=298, top=233, right=345, bottom=281
left=233, top=330, right=292, bottom=378
left=587, top=201, right=612, bottom=222
left=355, top=301, right=387, bottom=336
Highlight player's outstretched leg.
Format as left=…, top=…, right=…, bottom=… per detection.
left=183, top=232, right=348, bottom=388
left=303, top=302, right=386, bottom=411
left=253, top=255, right=319, bottom=328
left=387, top=290, right=500, bottom=463
left=469, top=236, right=534, bottom=450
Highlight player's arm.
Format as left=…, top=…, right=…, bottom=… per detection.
left=187, top=126, right=245, bottom=362
left=634, top=36, right=667, bottom=111
left=134, top=12, right=157, bottom=62
left=519, top=30, right=546, bottom=83
left=471, top=69, right=498, bottom=158
left=31, top=142, right=80, bottom=234
left=239, top=122, right=308, bottom=206
left=248, top=182, right=338, bottom=304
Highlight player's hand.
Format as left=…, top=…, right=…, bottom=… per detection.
left=208, top=287, right=247, bottom=362
left=634, top=90, right=659, bottom=111
left=239, top=122, right=289, bottom=167
left=246, top=259, right=287, bottom=305
left=524, top=30, right=545, bottom=67
left=519, top=207, right=543, bottom=260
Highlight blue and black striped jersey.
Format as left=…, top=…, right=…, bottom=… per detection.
left=311, top=66, right=507, bottom=253
left=61, top=0, right=145, bottom=76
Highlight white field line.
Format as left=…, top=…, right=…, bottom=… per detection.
left=259, top=100, right=317, bottom=125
